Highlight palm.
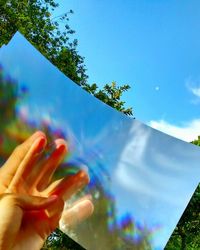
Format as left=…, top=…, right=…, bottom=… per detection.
left=13, top=202, right=63, bottom=250
left=0, top=192, right=64, bottom=250
left=13, top=210, right=51, bottom=250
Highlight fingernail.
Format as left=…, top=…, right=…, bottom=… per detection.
left=57, top=144, right=67, bottom=153
left=35, top=137, right=46, bottom=154
left=48, top=195, right=58, bottom=202
left=78, top=170, right=90, bottom=184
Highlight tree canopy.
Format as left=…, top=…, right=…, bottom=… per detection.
left=0, top=0, right=133, bottom=115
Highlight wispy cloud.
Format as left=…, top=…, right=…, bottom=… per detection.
left=114, top=121, right=198, bottom=206
left=117, top=121, right=150, bottom=167
left=189, top=86, right=200, bottom=98
left=186, top=79, right=200, bottom=104
left=149, top=119, right=200, bottom=142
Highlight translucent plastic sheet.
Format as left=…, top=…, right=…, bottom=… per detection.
left=0, top=33, right=200, bottom=250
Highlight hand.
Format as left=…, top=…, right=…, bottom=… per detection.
left=0, top=193, right=64, bottom=250
left=0, top=131, right=88, bottom=197
left=0, top=131, right=93, bottom=249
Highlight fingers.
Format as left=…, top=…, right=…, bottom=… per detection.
left=8, top=134, right=47, bottom=190
left=2, top=131, right=46, bottom=188
left=60, top=199, right=94, bottom=229
left=9, top=194, right=61, bottom=211
left=29, top=139, right=67, bottom=191
left=45, top=170, right=89, bottom=200
left=3, top=131, right=45, bottom=173
left=2, top=130, right=92, bottom=230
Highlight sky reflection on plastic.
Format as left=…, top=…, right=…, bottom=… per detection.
left=0, top=33, right=200, bottom=250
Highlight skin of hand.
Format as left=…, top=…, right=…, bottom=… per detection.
left=0, top=193, right=64, bottom=250
left=60, top=194, right=94, bottom=230
left=0, top=131, right=94, bottom=249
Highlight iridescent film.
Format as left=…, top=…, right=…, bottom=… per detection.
left=0, top=33, right=200, bottom=250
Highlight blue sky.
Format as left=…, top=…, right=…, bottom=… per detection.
left=54, top=0, right=200, bottom=142
left=1, top=33, right=200, bottom=249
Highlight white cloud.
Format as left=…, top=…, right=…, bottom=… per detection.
left=186, top=79, right=200, bottom=101
left=188, top=86, right=200, bottom=98
left=149, top=119, right=200, bottom=142
left=115, top=157, right=189, bottom=206
left=191, top=87, right=200, bottom=97
left=115, top=122, right=151, bottom=193
left=118, top=121, right=150, bottom=166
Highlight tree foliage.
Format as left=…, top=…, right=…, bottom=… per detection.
left=83, top=82, right=133, bottom=115
left=0, top=0, right=133, bottom=115
left=42, top=229, right=86, bottom=250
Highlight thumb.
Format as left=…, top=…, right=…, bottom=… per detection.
left=16, top=194, right=62, bottom=211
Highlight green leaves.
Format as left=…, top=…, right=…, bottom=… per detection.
left=83, top=82, right=133, bottom=115
left=0, top=0, right=133, bottom=117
